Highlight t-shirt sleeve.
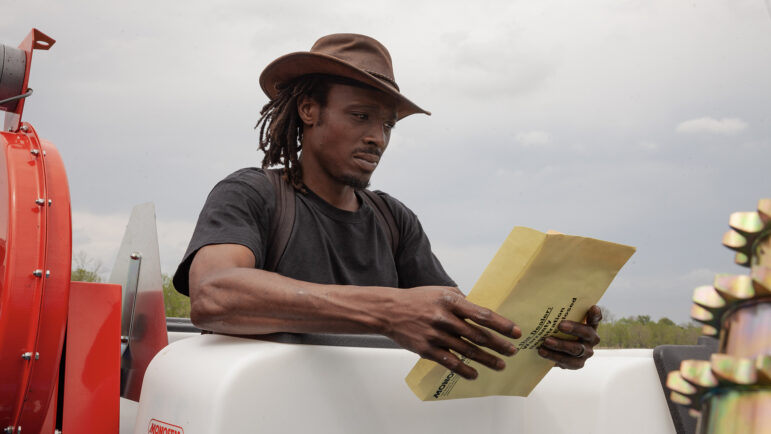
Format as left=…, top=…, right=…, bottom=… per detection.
left=378, top=192, right=457, bottom=289
left=172, top=168, right=275, bottom=296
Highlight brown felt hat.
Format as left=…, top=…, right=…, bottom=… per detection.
left=259, top=33, right=430, bottom=120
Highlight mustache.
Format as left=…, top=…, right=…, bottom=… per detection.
left=354, top=147, right=382, bottom=157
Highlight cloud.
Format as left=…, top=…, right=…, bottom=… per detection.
left=515, top=130, right=552, bottom=147
left=676, top=117, right=748, bottom=135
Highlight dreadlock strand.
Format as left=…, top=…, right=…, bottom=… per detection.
left=255, top=74, right=331, bottom=191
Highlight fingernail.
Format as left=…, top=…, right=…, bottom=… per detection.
left=507, top=343, right=517, bottom=355
left=496, top=359, right=506, bottom=370
left=511, top=326, right=522, bottom=338
left=538, top=348, right=547, bottom=357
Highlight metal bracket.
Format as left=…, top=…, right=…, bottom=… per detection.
left=32, top=269, right=43, bottom=277
left=121, top=252, right=142, bottom=349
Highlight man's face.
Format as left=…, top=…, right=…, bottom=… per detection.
left=300, top=83, right=398, bottom=189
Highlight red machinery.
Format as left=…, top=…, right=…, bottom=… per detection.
left=0, top=29, right=121, bottom=433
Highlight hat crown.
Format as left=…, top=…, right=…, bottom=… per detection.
left=310, top=34, right=397, bottom=87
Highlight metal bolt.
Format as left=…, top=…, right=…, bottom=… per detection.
left=21, top=352, right=39, bottom=360
left=45, top=270, right=50, bottom=278
left=30, top=149, right=40, bottom=156
left=42, top=150, right=46, bottom=156
left=130, top=252, right=142, bottom=260
left=35, top=198, right=45, bottom=206
left=47, top=199, right=52, bottom=206
left=20, top=125, right=28, bottom=132
left=32, top=269, right=43, bottom=277
left=4, top=427, right=14, bottom=434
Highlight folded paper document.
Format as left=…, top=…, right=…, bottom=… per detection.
left=405, top=226, right=636, bottom=400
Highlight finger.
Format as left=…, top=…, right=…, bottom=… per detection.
left=538, top=346, right=591, bottom=370
left=558, top=321, right=601, bottom=346
left=451, top=299, right=521, bottom=339
left=542, top=337, right=586, bottom=357
left=444, top=317, right=518, bottom=357
left=586, top=305, right=602, bottom=329
left=428, top=349, right=478, bottom=380
left=439, top=333, right=507, bottom=371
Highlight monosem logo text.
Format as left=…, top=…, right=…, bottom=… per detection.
left=148, top=419, right=184, bottom=434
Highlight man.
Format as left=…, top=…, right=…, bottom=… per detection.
left=173, top=33, right=601, bottom=380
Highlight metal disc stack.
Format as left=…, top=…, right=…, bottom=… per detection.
left=666, top=199, right=771, bottom=433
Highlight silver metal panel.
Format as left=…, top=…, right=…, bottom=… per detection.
left=109, top=202, right=168, bottom=402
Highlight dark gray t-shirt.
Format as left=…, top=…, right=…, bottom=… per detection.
left=173, top=168, right=455, bottom=295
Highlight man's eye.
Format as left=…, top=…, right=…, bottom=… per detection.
left=384, top=122, right=395, bottom=130
left=353, top=113, right=368, bottom=120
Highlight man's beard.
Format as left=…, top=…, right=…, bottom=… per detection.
left=339, top=173, right=370, bottom=189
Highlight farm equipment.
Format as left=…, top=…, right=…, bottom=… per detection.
left=0, top=29, right=767, bottom=433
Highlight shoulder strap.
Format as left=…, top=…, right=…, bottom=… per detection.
left=360, top=189, right=400, bottom=258
left=265, top=169, right=295, bottom=271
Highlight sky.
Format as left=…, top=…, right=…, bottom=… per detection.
left=3, top=0, right=770, bottom=323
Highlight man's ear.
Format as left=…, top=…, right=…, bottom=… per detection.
left=297, top=95, right=319, bottom=127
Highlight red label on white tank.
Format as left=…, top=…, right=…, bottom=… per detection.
left=148, top=419, right=184, bottom=434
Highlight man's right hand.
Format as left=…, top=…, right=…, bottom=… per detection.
left=378, top=286, right=521, bottom=380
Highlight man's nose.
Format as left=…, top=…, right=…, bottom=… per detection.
left=364, top=123, right=388, bottom=149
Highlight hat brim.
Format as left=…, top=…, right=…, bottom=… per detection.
left=259, top=52, right=430, bottom=120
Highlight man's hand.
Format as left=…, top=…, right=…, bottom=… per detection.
left=537, top=305, right=602, bottom=369
left=380, top=286, right=521, bottom=380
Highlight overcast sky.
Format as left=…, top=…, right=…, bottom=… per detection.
left=3, top=0, right=770, bottom=322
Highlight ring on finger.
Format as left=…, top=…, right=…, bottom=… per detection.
left=575, top=344, right=586, bottom=358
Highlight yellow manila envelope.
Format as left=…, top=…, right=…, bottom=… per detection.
left=405, top=226, right=636, bottom=401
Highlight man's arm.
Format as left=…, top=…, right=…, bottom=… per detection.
left=189, top=243, right=522, bottom=380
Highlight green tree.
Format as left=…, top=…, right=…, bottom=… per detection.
left=163, top=274, right=191, bottom=318
left=597, top=315, right=703, bottom=348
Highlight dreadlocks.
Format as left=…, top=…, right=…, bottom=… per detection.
left=255, top=74, right=331, bottom=190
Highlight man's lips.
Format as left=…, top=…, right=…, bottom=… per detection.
left=352, top=149, right=381, bottom=170
left=353, top=153, right=379, bottom=164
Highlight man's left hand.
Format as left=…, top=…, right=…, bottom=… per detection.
left=537, top=305, right=602, bottom=369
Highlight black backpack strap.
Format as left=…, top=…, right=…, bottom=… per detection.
left=360, top=189, right=400, bottom=258
left=265, top=169, right=295, bottom=272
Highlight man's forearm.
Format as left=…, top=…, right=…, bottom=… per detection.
left=190, top=266, right=397, bottom=335
left=187, top=243, right=522, bottom=379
